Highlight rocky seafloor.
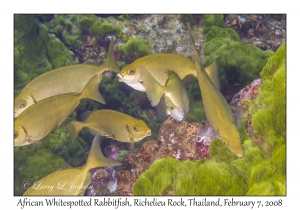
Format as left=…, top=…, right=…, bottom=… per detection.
left=85, top=78, right=263, bottom=195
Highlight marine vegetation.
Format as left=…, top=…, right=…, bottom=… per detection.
left=14, top=15, right=78, bottom=95
left=46, top=15, right=123, bottom=47
left=247, top=42, right=286, bottom=195
left=133, top=42, right=286, bottom=195
left=23, top=135, right=121, bottom=195
left=117, top=37, right=152, bottom=63
left=200, top=15, right=274, bottom=89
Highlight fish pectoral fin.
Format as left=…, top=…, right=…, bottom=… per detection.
left=25, top=138, right=34, bottom=144
left=129, top=143, right=135, bottom=151
left=78, top=172, right=92, bottom=196
left=126, top=124, right=135, bottom=144
left=155, top=97, right=169, bottom=121
left=138, top=65, right=164, bottom=107
left=26, top=138, right=42, bottom=146
left=87, top=128, right=99, bottom=136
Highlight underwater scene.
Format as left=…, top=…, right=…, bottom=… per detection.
left=14, top=14, right=286, bottom=196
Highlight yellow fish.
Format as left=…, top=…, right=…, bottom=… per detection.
left=139, top=66, right=189, bottom=121
left=14, top=38, right=119, bottom=118
left=14, top=75, right=101, bottom=146
left=66, top=109, right=152, bottom=144
left=117, top=54, right=220, bottom=92
left=188, top=25, right=243, bottom=157
left=23, top=134, right=121, bottom=195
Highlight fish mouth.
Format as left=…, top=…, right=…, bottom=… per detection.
left=147, top=131, right=152, bottom=136
left=117, top=73, right=124, bottom=82
left=14, top=139, right=25, bottom=147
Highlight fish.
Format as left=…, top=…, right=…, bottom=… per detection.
left=23, top=134, right=122, bottom=195
left=14, top=38, right=120, bottom=118
left=14, top=75, right=102, bottom=146
left=139, top=65, right=189, bottom=121
left=188, top=25, right=243, bottom=157
left=117, top=54, right=220, bottom=92
left=65, top=109, right=152, bottom=144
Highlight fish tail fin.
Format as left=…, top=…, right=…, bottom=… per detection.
left=86, top=134, right=122, bottom=169
left=81, top=75, right=106, bottom=104
left=101, top=37, right=120, bottom=73
left=205, top=60, right=220, bottom=90
left=138, top=65, right=164, bottom=106
left=65, top=121, right=85, bottom=144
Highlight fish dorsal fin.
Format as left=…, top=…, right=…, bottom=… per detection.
left=88, top=128, right=99, bottom=136
left=187, top=23, right=204, bottom=72
left=84, top=62, right=101, bottom=67
left=100, top=37, right=120, bottom=73
left=81, top=111, right=92, bottom=122
left=138, top=65, right=164, bottom=107
left=78, top=172, right=92, bottom=196
left=187, top=24, right=200, bottom=60
left=205, top=60, right=220, bottom=90
left=86, top=134, right=122, bottom=169
left=60, top=162, right=73, bottom=170
left=80, top=75, right=106, bottom=104
left=155, top=96, right=170, bottom=121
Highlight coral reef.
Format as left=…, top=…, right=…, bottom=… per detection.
left=132, top=42, right=286, bottom=196
left=14, top=14, right=286, bottom=196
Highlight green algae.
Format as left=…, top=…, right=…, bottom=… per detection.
left=201, top=15, right=274, bottom=89
left=14, top=145, right=65, bottom=195
left=185, top=100, right=206, bottom=122
left=14, top=15, right=78, bottom=92
left=250, top=43, right=286, bottom=148
left=118, top=37, right=152, bottom=61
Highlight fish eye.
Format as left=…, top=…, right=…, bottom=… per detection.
left=18, top=101, right=26, bottom=108
left=133, top=126, right=139, bottom=132
left=128, top=68, right=135, bottom=75
left=14, top=131, right=18, bottom=139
